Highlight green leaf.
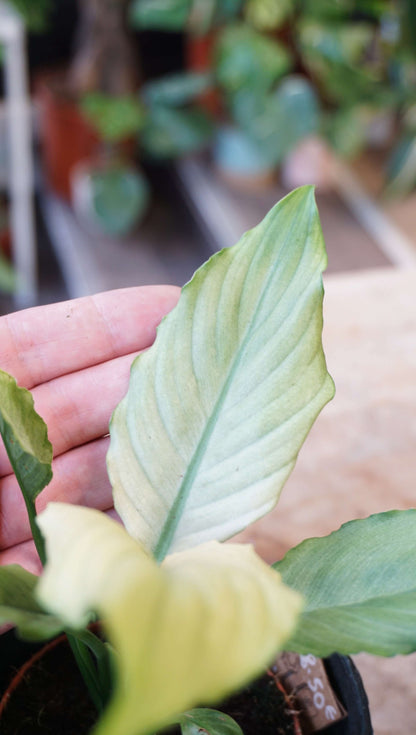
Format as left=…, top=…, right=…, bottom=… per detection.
left=129, top=0, right=191, bottom=30
left=36, top=503, right=302, bottom=735
left=108, top=187, right=334, bottom=560
left=244, top=0, right=293, bottom=31
left=178, top=708, right=243, bottom=735
left=0, top=370, right=53, bottom=562
left=143, top=72, right=213, bottom=108
left=274, top=510, right=416, bottom=657
left=0, top=252, right=16, bottom=293
left=7, top=0, right=51, bottom=32
left=385, top=132, right=416, bottom=197
left=298, top=21, right=374, bottom=66
left=0, top=565, right=62, bottom=640
left=142, top=106, right=213, bottom=159
left=215, top=23, right=292, bottom=95
left=81, top=93, right=146, bottom=143
left=89, top=166, right=150, bottom=237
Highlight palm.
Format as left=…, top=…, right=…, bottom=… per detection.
left=0, top=285, right=179, bottom=572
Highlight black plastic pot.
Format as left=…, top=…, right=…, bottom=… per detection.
left=0, top=630, right=372, bottom=735
left=324, top=655, right=373, bottom=735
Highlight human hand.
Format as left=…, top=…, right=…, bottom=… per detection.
left=0, top=286, right=180, bottom=574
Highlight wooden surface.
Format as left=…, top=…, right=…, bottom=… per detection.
left=234, top=266, right=416, bottom=734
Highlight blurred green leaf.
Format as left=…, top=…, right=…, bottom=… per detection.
left=274, top=75, right=320, bottom=149
left=81, top=94, right=146, bottom=143
left=215, top=23, right=292, bottom=95
left=89, top=166, right=150, bottom=237
left=0, top=252, right=16, bottom=293
left=326, top=106, right=370, bottom=157
left=301, top=0, right=349, bottom=16
left=129, top=0, right=191, bottom=30
left=230, top=90, right=286, bottom=165
left=298, top=20, right=374, bottom=66
left=8, top=0, right=51, bottom=32
left=0, top=565, right=63, bottom=640
left=385, top=132, right=416, bottom=197
left=244, top=0, right=293, bottom=31
left=143, top=72, right=213, bottom=108
left=142, top=106, right=213, bottom=158
left=230, top=76, right=320, bottom=165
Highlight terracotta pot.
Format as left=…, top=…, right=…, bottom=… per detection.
left=36, top=76, right=99, bottom=201
left=185, top=32, right=222, bottom=117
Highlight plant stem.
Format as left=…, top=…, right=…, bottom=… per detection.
left=66, top=632, right=105, bottom=713
left=24, top=497, right=46, bottom=565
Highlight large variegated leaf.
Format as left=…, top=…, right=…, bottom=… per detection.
left=0, top=565, right=63, bottom=640
left=108, top=186, right=334, bottom=560
left=274, top=510, right=416, bottom=656
left=36, top=503, right=302, bottom=735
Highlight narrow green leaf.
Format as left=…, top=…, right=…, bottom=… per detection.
left=178, top=708, right=243, bottom=735
left=107, top=187, right=334, bottom=559
left=0, top=565, right=62, bottom=640
left=36, top=503, right=302, bottom=735
left=274, top=510, right=416, bottom=656
left=0, top=370, right=53, bottom=562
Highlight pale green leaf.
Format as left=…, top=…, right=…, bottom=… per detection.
left=107, top=186, right=334, bottom=560
left=274, top=510, right=416, bottom=656
left=0, top=565, right=63, bottom=640
left=178, top=708, right=243, bottom=735
left=36, top=503, right=302, bottom=735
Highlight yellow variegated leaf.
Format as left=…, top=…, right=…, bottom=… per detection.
left=36, top=503, right=302, bottom=735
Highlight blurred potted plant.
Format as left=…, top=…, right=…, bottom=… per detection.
left=71, top=70, right=214, bottom=236
left=36, top=0, right=140, bottom=200
left=70, top=91, right=150, bottom=236
left=131, top=0, right=405, bottom=190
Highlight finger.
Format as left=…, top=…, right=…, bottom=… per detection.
left=0, top=539, right=41, bottom=575
left=0, top=436, right=112, bottom=550
left=0, top=510, right=122, bottom=576
left=0, top=285, right=180, bottom=389
left=0, top=351, right=137, bottom=476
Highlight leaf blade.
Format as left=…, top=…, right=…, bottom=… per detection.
left=274, top=510, right=416, bottom=656
left=0, top=369, right=53, bottom=562
left=0, top=565, right=62, bottom=640
left=36, top=503, right=302, bottom=735
left=178, top=708, right=244, bottom=735
left=108, top=186, right=334, bottom=558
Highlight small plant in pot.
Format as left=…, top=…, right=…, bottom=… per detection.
left=1, top=187, right=416, bottom=734
left=71, top=91, right=150, bottom=237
